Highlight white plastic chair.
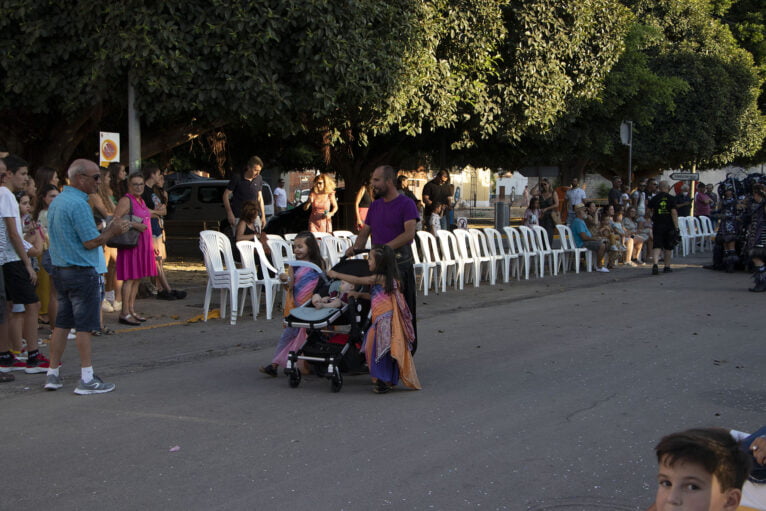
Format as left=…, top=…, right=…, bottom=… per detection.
left=412, top=239, right=436, bottom=296
left=453, top=229, right=481, bottom=287
left=556, top=224, right=591, bottom=273
left=516, top=225, right=544, bottom=278
left=436, top=230, right=465, bottom=290
left=199, top=230, right=257, bottom=325
left=698, top=216, right=715, bottom=251
left=469, top=228, right=498, bottom=285
left=416, top=231, right=453, bottom=292
left=332, top=230, right=355, bottom=240
left=503, top=227, right=532, bottom=280
left=284, top=233, right=298, bottom=243
left=532, top=225, right=565, bottom=276
left=690, top=216, right=709, bottom=252
left=267, top=238, right=294, bottom=308
left=266, top=234, right=284, bottom=241
left=676, top=217, right=693, bottom=257
left=483, top=228, right=519, bottom=282
left=236, top=240, right=282, bottom=320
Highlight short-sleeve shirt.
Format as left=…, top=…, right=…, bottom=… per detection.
left=569, top=217, right=591, bottom=248
left=675, top=193, right=692, bottom=217
left=365, top=193, right=419, bottom=245
left=648, top=192, right=677, bottom=227
left=48, top=186, right=107, bottom=273
left=273, top=186, right=287, bottom=208
left=0, top=186, right=22, bottom=264
left=608, top=188, right=622, bottom=206
left=422, top=180, right=451, bottom=207
left=694, top=191, right=711, bottom=216
left=565, top=187, right=586, bottom=213
left=141, top=186, right=164, bottom=237
left=227, top=173, right=263, bottom=218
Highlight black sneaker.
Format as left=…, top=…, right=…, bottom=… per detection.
left=663, top=266, right=673, bottom=273
left=156, top=290, right=177, bottom=301
left=171, top=290, right=187, bottom=299
left=259, top=365, right=278, bottom=377
left=651, top=264, right=659, bottom=275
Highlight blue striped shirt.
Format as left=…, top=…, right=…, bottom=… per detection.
left=48, top=186, right=107, bottom=274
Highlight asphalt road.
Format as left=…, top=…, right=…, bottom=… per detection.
left=2, top=253, right=764, bottom=511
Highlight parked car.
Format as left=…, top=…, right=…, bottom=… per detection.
left=164, top=179, right=273, bottom=257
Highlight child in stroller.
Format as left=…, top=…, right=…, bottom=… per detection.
left=279, top=255, right=372, bottom=392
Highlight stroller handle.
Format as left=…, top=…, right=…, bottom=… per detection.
left=341, top=248, right=370, bottom=262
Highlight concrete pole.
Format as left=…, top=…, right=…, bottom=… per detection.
left=128, top=80, right=141, bottom=173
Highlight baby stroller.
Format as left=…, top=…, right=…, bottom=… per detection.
left=283, top=257, right=371, bottom=392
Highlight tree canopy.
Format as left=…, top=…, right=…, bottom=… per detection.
left=0, top=0, right=631, bottom=178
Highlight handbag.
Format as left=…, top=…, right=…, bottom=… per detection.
left=107, top=199, right=142, bottom=249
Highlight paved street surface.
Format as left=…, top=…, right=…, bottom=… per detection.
left=3, top=253, right=764, bottom=510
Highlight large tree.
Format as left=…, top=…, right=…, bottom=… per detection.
left=0, top=0, right=631, bottom=213
left=512, top=0, right=765, bottom=181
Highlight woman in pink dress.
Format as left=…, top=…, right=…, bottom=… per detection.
left=114, top=172, right=156, bottom=325
left=304, top=174, right=337, bottom=233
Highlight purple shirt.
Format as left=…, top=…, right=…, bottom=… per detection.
left=365, top=193, right=419, bottom=245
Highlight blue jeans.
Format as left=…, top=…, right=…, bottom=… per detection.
left=51, top=266, right=101, bottom=332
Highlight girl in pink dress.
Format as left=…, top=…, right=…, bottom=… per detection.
left=304, top=174, right=337, bottom=233
left=114, top=172, right=156, bottom=325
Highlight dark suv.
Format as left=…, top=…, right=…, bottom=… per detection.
left=164, top=180, right=273, bottom=257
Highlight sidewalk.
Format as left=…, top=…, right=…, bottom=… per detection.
left=107, top=251, right=717, bottom=333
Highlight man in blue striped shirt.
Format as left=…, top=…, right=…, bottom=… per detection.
left=45, top=159, right=129, bottom=394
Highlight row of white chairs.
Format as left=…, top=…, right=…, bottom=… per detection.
left=411, top=226, right=593, bottom=295
left=676, top=216, right=715, bottom=257
left=199, top=225, right=595, bottom=324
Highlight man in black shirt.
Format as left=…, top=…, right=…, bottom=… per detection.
left=608, top=177, right=623, bottom=207
left=647, top=181, right=679, bottom=275
left=675, top=184, right=692, bottom=217
left=421, top=170, right=451, bottom=229
left=223, top=156, right=265, bottom=229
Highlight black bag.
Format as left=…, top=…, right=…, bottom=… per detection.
left=106, top=199, right=142, bottom=249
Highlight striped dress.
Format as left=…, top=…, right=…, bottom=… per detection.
left=271, top=265, right=320, bottom=366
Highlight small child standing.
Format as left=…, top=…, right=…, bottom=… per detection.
left=651, top=428, right=750, bottom=511
left=429, top=203, right=443, bottom=235
left=328, top=245, right=420, bottom=394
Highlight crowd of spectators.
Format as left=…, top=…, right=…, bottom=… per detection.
left=0, top=152, right=186, bottom=386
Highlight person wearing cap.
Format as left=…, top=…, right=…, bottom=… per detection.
left=273, top=178, right=287, bottom=214
left=570, top=203, right=609, bottom=273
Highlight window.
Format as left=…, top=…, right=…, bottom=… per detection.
left=168, top=186, right=192, bottom=206
left=198, top=185, right=225, bottom=204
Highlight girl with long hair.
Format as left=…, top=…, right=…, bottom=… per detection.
left=89, top=167, right=122, bottom=312
left=260, top=231, right=324, bottom=376
left=328, top=245, right=420, bottom=394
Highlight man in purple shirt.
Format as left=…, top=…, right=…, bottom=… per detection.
left=348, top=165, right=419, bottom=352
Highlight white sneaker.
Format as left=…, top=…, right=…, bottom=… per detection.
left=102, top=301, right=115, bottom=313
left=112, top=301, right=122, bottom=311
left=596, top=267, right=610, bottom=273
left=67, top=329, right=76, bottom=340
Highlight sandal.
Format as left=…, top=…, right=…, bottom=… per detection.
left=118, top=314, right=141, bottom=326
left=91, top=329, right=103, bottom=336
left=132, top=313, right=147, bottom=322
left=102, top=327, right=116, bottom=335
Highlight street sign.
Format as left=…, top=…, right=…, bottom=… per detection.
left=670, top=172, right=700, bottom=181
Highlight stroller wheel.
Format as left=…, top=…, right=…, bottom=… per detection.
left=330, top=368, right=343, bottom=393
left=289, top=371, right=301, bottom=388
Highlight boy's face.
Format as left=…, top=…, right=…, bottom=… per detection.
left=655, top=459, right=740, bottom=511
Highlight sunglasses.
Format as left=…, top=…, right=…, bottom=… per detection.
left=83, top=173, right=101, bottom=182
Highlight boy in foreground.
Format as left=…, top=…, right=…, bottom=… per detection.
left=649, top=428, right=750, bottom=511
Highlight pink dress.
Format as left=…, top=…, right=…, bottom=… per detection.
left=308, top=192, right=333, bottom=232
left=116, top=194, right=157, bottom=280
